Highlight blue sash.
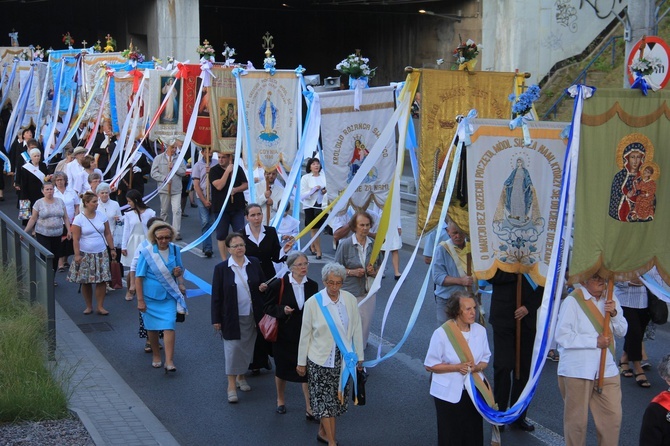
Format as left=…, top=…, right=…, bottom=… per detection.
left=139, top=242, right=188, bottom=312
left=316, top=291, right=359, bottom=403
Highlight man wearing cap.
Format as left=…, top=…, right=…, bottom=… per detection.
left=151, top=137, right=186, bottom=239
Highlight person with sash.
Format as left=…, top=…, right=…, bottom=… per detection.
left=211, top=233, right=268, bottom=403
left=135, top=221, right=187, bottom=373
left=19, top=148, right=51, bottom=226
left=67, top=191, right=116, bottom=315
left=640, top=353, right=670, bottom=445
left=424, top=291, right=492, bottom=446
left=151, top=137, right=187, bottom=240
left=263, top=252, right=319, bottom=417
left=9, top=128, right=36, bottom=190
left=555, top=272, right=627, bottom=446
left=297, top=262, right=364, bottom=446
left=432, top=218, right=473, bottom=325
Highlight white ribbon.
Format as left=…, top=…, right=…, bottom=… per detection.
left=199, top=58, right=216, bottom=87
left=351, top=77, right=367, bottom=111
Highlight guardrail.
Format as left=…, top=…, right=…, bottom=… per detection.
left=0, top=211, right=56, bottom=359
left=543, top=35, right=623, bottom=121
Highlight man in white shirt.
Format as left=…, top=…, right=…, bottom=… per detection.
left=555, top=273, right=627, bottom=446
left=255, top=168, right=284, bottom=223
left=66, top=146, right=87, bottom=194
left=151, top=137, right=187, bottom=239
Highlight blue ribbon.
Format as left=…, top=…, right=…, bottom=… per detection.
left=0, top=60, right=18, bottom=112
left=459, top=109, right=478, bottom=146
left=631, top=74, right=649, bottom=95
left=509, top=114, right=531, bottom=146
left=316, top=291, right=359, bottom=401
left=4, top=64, right=35, bottom=152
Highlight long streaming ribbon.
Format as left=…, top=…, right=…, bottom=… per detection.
left=44, top=59, right=66, bottom=160
left=85, top=69, right=114, bottom=150
left=3, top=64, right=35, bottom=153
left=0, top=60, right=18, bottom=112
left=34, top=61, right=51, bottom=143
left=466, top=84, right=594, bottom=425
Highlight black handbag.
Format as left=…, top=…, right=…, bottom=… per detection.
left=647, top=289, right=668, bottom=325
left=353, top=368, right=367, bottom=406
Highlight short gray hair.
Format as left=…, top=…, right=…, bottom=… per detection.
left=321, top=262, right=346, bottom=282
left=287, top=251, right=308, bottom=269
left=52, top=171, right=68, bottom=186
left=658, top=354, right=670, bottom=382
left=88, top=172, right=102, bottom=183
left=96, top=182, right=111, bottom=194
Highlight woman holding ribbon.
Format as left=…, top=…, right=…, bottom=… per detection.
left=263, top=251, right=319, bottom=417
left=424, top=291, right=492, bottom=446
left=211, top=233, right=268, bottom=403
left=297, top=262, right=364, bottom=446
left=135, top=221, right=187, bottom=373
left=121, top=190, right=156, bottom=301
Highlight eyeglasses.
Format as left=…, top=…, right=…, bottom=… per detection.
left=293, top=262, right=309, bottom=268
left=229, top=244, right=246, bottom=249
left=325, top=280, right=343, bottom=286
left=156, top=236, right=172, bottom=241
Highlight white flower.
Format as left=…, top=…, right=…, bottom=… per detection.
left=466, top=39, right=475, bottom=46
left=437, top=58, right=444, bottom=65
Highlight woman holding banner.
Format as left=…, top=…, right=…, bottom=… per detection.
left=424, top=291, right=491, bottom=446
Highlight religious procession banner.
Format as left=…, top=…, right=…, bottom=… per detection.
left=80, top=52, right=126, bottom=120
left=418, top=69, right=519, bottom=235
left=14, top=61, right=48, bottom=128
left=0, top=47, right=33, bottom=103
left=570, top=89, right=670, bottom=284
left=48, top=49, right=80, bottom=114
left=148, top=69, right=184, bottom=143
left=207, top=67, right=237, bottom=153
left=0, top=46, right=31, bottom=66
left=110, top=66, right=152, bottom=139
left=181, top=63, right=211, bottom=147
left=466, top=119, right=568, bottom=286
left=238, top=70, right=301, bottom=171
left=319, top=86, right=396, bottom=211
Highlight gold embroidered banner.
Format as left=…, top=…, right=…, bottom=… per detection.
left=207, top=67, right=237, bottom=153
left=417, top=69, right=518, bottom=236
left=570, top=89, right=670, bottom=284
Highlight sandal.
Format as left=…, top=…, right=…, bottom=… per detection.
left=634, top=372, right=651, bottom=388
left=547, top=349, right=560, bottom=362
left=144, top=342, right=152, bottom=353
left=125, top=289, right=136, bottom=301
left=620, top=362, right=633, bottom=378
left=641, top=359, right=652, bottom=370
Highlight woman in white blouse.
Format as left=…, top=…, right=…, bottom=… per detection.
left=424, top=291, right=491, bottom=446
left=300, top=157, right=327, bottom=259
left=53, top=171, right=78, bottom=272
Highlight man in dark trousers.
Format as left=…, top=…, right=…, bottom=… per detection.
left=90, top=121, right=116, bottom=177
left=488, top=270, right=543, bottom=432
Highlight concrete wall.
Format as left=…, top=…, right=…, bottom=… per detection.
left=126, top=0, right=200, bottom=62
left=482, top=0, right=627, bottom=84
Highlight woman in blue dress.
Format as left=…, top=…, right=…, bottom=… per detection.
left=136, top=221, right=187, bottom=373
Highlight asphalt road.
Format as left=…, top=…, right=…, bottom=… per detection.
left=1, top=185, right=666, bottom=446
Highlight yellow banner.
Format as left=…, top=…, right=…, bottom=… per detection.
left=417, top=70, right=519, bottom=235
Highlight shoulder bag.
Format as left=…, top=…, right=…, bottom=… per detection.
left=259, top=278, right=284, bottom=342
left=648, top=288, right=668, bottom=325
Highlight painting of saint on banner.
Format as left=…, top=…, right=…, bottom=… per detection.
left=159, top=77, right=180, bottom=125
left=608, top=133, right=659, bottom=222
left=219, top=99, right=237, bottom=138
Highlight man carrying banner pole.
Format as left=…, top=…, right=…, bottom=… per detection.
left=432, top=218, right=474, bottom=325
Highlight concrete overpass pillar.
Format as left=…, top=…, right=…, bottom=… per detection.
left=147, top=0, right=200, bottom=62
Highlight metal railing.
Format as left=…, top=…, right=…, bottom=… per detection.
left=0, top=211, right=56, bottom=359
left=543, top=35, right=624, bottom=121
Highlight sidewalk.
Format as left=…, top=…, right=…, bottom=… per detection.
left=54, top=301, right=179, bottom=446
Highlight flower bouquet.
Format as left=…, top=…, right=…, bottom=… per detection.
left=222, top=43, right=236, bottom=66
left=453, top=38, right=481, bottom=71
left=197, top=39, right=215, bottom=62
left=104, top=34, right=116, bottom=53
left=263, top=54, right=276, bottom=73
left=629, top=56, right=661, bottom=77
left=122, top=43, right=145, bottom=67
left=62, top=32, right=75, bottom=49
left=509, top=84, right=540, bottom=146
left=336, top=50, right=376, bottom=80
left=32, top=45, right=45, bottom=62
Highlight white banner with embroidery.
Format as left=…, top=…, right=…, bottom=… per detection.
left=80, top=52, right=125, bottom=121
left=15, top=61, right=48, bottom=129
left=319, top=86, right=396, bottom=211
left=148, top=70, right=184, bottom=142
left=111, top=70, right=151, bottom=140
left=239, top=70, right=301, bottom=171
left=466, top=119, right=568, bottom=286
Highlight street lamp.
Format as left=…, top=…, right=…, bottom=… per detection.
left=419, top=9, right=462, bottom=22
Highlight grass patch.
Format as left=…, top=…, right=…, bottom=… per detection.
left=0, top=264, right=69, bottom=422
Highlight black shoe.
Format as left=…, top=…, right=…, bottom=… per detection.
left=512, top=418, right=535, bottom=432
left=182, top=213, right=189, bottom=217
left=204, top=250, right=213, bottom=258
left=190, top=203, right=197, bottom=208
left=276, top=405, right=286, bottom=414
